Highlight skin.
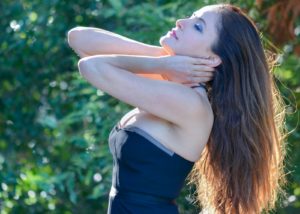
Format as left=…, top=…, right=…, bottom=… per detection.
left=160, top=6, right=222, bottom=65
left=71, top=6, right=225, bottom=162
left=114, top=7, right=225, bottom=162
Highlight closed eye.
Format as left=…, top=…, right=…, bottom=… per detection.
left=192, top=13, right=206, bottom=32
left=194, top=23, right=203, bottom=32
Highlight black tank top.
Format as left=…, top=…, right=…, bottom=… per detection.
left=107, top=85, right=203, bottom=213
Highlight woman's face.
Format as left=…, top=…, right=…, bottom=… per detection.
left=160, top=6, right=220, bottom=60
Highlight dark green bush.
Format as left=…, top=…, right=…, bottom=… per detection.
left=0, top=0, right=299, bottom=213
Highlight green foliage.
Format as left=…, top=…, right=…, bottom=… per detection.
left=0, top=0, right=299, bottom=213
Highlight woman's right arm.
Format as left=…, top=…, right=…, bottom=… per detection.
left=68, top=26, right=168, bottom=80
left=67, top=26, right=167, bottom=58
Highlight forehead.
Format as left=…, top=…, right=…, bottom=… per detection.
left=194, top=5, right=220, bottom=14
left=193, top=5, right=220, bottom=22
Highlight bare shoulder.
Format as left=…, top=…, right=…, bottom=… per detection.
left=172, top=88, right=214, bottom=161
left=183, top=88, right=214, bottom=129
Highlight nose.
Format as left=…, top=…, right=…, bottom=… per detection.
left=176, top=19, right=185, bottom=29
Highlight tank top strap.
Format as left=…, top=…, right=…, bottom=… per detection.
left=191, top=83, right=207, bottom=92
left=118, top=111, right=140, bottom=129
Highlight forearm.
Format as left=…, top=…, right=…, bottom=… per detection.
left=109, top=55, right=165, bottom=74
left=68, top=26, right=166, bottom=58
left=79, top=55, right=166, bottom=75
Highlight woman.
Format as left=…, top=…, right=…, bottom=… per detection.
left=68, top=3, right=287, bottom=214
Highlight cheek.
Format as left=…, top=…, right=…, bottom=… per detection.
left=175, top=36, right=203, bottom=56
left=181, top=34, right=211, bottom=57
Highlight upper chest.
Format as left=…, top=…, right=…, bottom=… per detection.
left=118, top=106, right=212, bottom=162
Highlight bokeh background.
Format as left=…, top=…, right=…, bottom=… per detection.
left=0, top=0, right=299, bottom=213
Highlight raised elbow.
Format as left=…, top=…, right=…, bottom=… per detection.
left=78, top=58, right=92, bottom=77
left=67, top=26, right=87, bottom=48
left=78, top=57, right=107, bottom=84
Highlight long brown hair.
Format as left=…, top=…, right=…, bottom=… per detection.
left=188, top=4, right=288, bottom=214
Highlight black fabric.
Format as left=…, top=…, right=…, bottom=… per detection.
left=107, top=124, right=195, bottom=214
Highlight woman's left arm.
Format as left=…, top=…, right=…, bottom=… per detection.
left=78, top=55, right=214, bottom=128
left=86, top=55, right=165, bottom=76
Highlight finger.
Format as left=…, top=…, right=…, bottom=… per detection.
left=191, top=71, right=214, bottom=78
left=193, top=65, right=215, bottom=72
left=182, top=77, right=195, bottom=84
left=193, top=57, right=221, bottom=67
left=192, top=57, right=215, bottom=65
left=191, top=76, right=213, bottom=83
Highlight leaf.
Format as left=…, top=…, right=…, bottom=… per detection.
left=108, top=0, right=122, bottom=13
left=66, top=173, right=77, bottom=204
left=87, top=184, right=106, bottom=199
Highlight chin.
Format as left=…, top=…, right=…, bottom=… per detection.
left=159, top=37, right=175, bottom=55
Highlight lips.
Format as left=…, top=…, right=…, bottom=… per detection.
left=168, top=28, right=178, bottom=40
left=172, top=29, right=178, bottom=40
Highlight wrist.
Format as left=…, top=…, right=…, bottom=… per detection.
left=158, top=47, right=169, bottom=56
left=155, top=56, right=169, bottom=75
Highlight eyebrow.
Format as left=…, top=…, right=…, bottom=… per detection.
left=192, top=13, right=207, bottom=27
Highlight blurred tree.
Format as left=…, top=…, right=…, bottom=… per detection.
left=0, top=0, right=299, bottom=213
left=255, top=0, right=300, bottom=55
